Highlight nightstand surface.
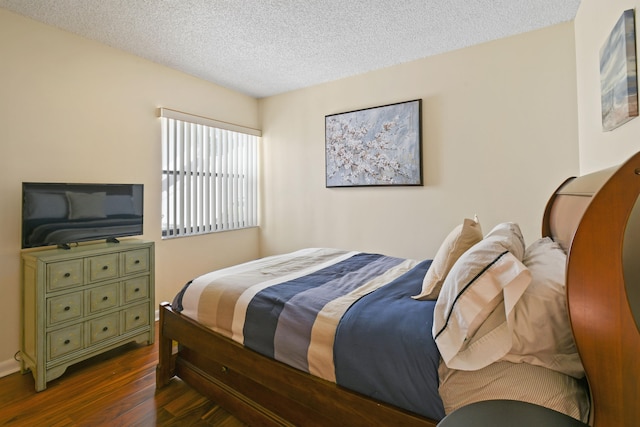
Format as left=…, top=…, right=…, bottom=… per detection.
left=437, top=400, right=588, bottom=427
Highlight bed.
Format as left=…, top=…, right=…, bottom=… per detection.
left=156, top=151, right=640, bottom=427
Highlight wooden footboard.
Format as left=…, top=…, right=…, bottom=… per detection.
left=156, top=302, right=438, bottom=427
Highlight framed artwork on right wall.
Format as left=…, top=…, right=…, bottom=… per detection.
left=600, top=9, right=638, bottom=131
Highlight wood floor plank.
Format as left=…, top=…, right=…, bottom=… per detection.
left=0, top=323, right=246, bottom=426
left=66, top=379, right=158, bottom=425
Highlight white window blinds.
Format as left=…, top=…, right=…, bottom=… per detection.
left=159, top=108, right=259, bottom=238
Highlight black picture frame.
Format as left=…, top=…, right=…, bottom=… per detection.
left=325, top=99, right=423, bottom=187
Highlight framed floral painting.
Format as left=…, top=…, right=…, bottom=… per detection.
left=325, top=99, right=422, bottom=187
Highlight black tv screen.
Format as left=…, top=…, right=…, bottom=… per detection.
left=22, top=182, right=144, bottom=249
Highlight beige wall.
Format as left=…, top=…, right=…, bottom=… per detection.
left=0, top=8, right=584, bottom=379
left=0, top=9, right=260, bottom=374
left=574, top=0, right=640, bottom=172
left=259, top=22, right=580, bottom=261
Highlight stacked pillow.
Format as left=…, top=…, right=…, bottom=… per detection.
left=503, top=237, right=584, bottom=378
left=437, top=360, right=590, bottom=422
left=419, top=217, right=584, bottom=373
left=412, top=216, right=483, bottom=300
left=432, top=222, right=531, bottom=370
left=421, top=220, right=588, bottom=420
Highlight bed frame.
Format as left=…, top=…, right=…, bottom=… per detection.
left=157, top=152, right=640, bottom=426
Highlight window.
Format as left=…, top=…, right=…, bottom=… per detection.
left=159, top=108, right=259, bottom=238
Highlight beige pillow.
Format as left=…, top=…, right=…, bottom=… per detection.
left=412, top=216, right=482, bottom=300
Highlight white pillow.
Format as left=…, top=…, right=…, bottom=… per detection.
left=502, top=237, right=585, bottom=378
left=438, top=360, right=590, bottom=423
left=433, top=222, right=531, bottom=370
left=412, top=216, right=482, bottom=300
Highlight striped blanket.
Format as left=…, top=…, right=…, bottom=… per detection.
left=173, top=248, right=445, bottom=420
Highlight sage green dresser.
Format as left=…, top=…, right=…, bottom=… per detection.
left=21, top=240, right=155, bottom=391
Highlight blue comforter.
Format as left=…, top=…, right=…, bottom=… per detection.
left=335, top=259, right=444, bottom=419
left=174, top=249, right=445, bottom=420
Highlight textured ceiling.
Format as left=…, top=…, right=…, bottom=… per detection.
left=0, top=0, right=581, bottom=98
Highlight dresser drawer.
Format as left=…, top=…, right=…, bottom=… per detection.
left=122, top=248, right=150, bottom=275
left=86, top=283, right=119, bottom=314
left=122, top=276, right=149, bottom=304
left=87, top=253, right=119, bottom=283
left=48, top=324, right=83, bottom=360
left=122, top=303, right=149, bottom=333
left=47, top=260, right=83, bottom=291
left=48, top=292, right=83, bottom=325
left=88, top=313, right=119, bottom=345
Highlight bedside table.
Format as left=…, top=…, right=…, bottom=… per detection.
left=437, top=400, right=588, bottom=427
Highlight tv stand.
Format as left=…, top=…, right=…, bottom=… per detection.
left=106, top=237, right=120, bottom=244
left=20, top=240, right=155, bottom=391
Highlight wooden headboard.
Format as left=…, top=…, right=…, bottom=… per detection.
left=542, top=151, right=640, bottom=426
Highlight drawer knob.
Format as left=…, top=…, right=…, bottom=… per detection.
left=102, top=265, right=109, bottom=270
left=134, top=288, right=140, bottom=293
left=102, top=296, right=109, bottom=301
left=64, top=272, right=71, bottom=278
left=102, top=326, right=109, bottom=332
left=64, top=306, right=71, bottom=311
left=64, top=339, right=70, bottom=345
left=134, top=315, right=140, bottom=321
left=134, top=260, right=140, bottom=264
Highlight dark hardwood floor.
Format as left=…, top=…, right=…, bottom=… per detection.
left=0, top=323, right=246, bottom=426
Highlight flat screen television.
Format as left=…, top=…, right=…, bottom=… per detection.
left=22, top=182, right=144, bottom=249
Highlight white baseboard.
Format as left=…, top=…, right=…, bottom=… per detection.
left=0, top=358, right=21, bottom=379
